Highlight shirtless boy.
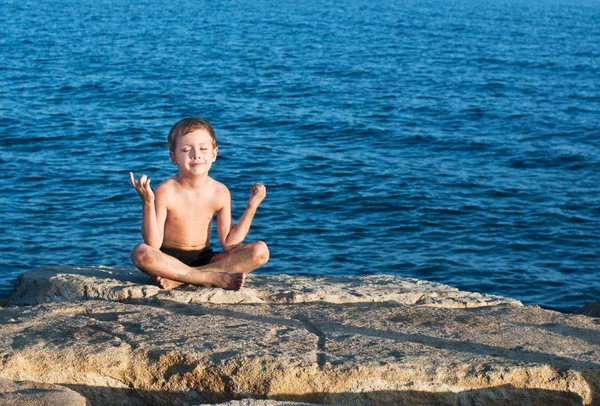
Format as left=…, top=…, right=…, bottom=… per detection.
left=129, top=117, right=269, bottom=290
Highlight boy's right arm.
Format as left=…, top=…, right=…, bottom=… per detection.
left=129, top=172, right=167, bottom=248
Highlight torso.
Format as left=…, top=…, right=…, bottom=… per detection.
left=159, top=176, right=224, bottom=250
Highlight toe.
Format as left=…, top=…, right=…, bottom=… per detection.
left=238, top=273, right=246, bottom=291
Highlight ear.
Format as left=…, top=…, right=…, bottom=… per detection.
left=169, top=151, right=177, bottom=166
left=212, top=147, right=218, bottom=162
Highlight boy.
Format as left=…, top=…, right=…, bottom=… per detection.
left=129, top=118, right=269, bottom=291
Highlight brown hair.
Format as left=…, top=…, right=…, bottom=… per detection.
left=167, top=118, right=217, bottom=152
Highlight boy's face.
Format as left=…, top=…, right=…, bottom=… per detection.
left=170, top=129, right=218, bottom=176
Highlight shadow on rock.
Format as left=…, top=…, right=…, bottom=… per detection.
left=61, top=384, right=585, bottom=406
left=289, top=385, right=585, bottom=405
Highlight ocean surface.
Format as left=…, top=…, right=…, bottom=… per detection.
left=1, top=0, right=598, bottom=313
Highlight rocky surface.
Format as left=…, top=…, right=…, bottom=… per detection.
left=9, top=266, right=522, bottom=308
left=1, top=266, right=599, bottom=405
left=209, top=402, right=318, bottom=406
left=0, top=377, right=88, bottom=405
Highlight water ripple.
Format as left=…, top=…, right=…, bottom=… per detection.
left=0, top=0, right=599, bottom=313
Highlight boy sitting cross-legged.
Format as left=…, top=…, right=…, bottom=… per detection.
left=129, top=117, right=269, bottom=290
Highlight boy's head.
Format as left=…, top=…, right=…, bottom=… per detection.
left=167, top=118, right=217, bottom=152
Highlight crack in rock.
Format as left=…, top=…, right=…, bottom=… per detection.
left=293, top=314, right=326, bottom=367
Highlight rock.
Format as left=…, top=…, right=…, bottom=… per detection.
left=0, top=377, right=88, bottom=405
left=1, top=297, right=598, bottom=405
left=576, top=300, right=600, bottom=318
left=9, top=266, right=521, bottom=308
left=207, top=401, right=319, bottom=405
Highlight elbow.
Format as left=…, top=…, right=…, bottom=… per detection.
left=144, top=235, right=163, bottom=250
left=221, top=243, right=241, bottom=253
left=221, top=237, right=241, bottom=253
left=147, top=241, right=162, bottom=250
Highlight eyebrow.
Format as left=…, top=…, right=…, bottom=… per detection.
left=182, top=142, right=210, bottom=147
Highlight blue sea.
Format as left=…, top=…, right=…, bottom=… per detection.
left=1, top=0, right=599, bottom=313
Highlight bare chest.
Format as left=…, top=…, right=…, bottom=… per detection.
left=166, top=194, right=218, bottom=229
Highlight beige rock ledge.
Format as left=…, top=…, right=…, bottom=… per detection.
left=9, top=266, right=522, bottom=308
left=0, top=297, right=599, bottom=405
left=0, top=377, right=88, bottom=405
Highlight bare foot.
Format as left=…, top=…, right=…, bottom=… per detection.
left=211, top=272, right=245, bottom=291
left=154, top=273, right=245, bottom=291
left=155, top=276, right=186, bottom=290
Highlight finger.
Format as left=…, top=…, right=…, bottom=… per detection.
left=129, top=172, right=136, bottom=188
left=145, top=178, right=151, bottom=189
left=138, top=174, right=147, bottom=187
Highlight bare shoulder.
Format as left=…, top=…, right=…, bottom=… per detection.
left=208, top=178, right=230, bottom=206
left=154, top=176, right=180, bottom=200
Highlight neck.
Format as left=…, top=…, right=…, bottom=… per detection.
left=177, top=173, right=210, bottom=189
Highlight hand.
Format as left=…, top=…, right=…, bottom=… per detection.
left=247, top=183, right=266, bottom=209
left=129, top=172, right=155, bottom=203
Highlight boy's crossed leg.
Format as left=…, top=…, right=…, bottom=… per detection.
left=130, top=241, right=269, bottom=291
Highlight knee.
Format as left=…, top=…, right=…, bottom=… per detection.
left=130, top=243, right=151, bottom=269
left=251, top=241, right=269, bottom=266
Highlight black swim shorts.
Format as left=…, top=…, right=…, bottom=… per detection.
left=160, top=246, right=218, bottom=267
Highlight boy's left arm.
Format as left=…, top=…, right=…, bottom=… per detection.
left=217, top=183, right=266, bottom=252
